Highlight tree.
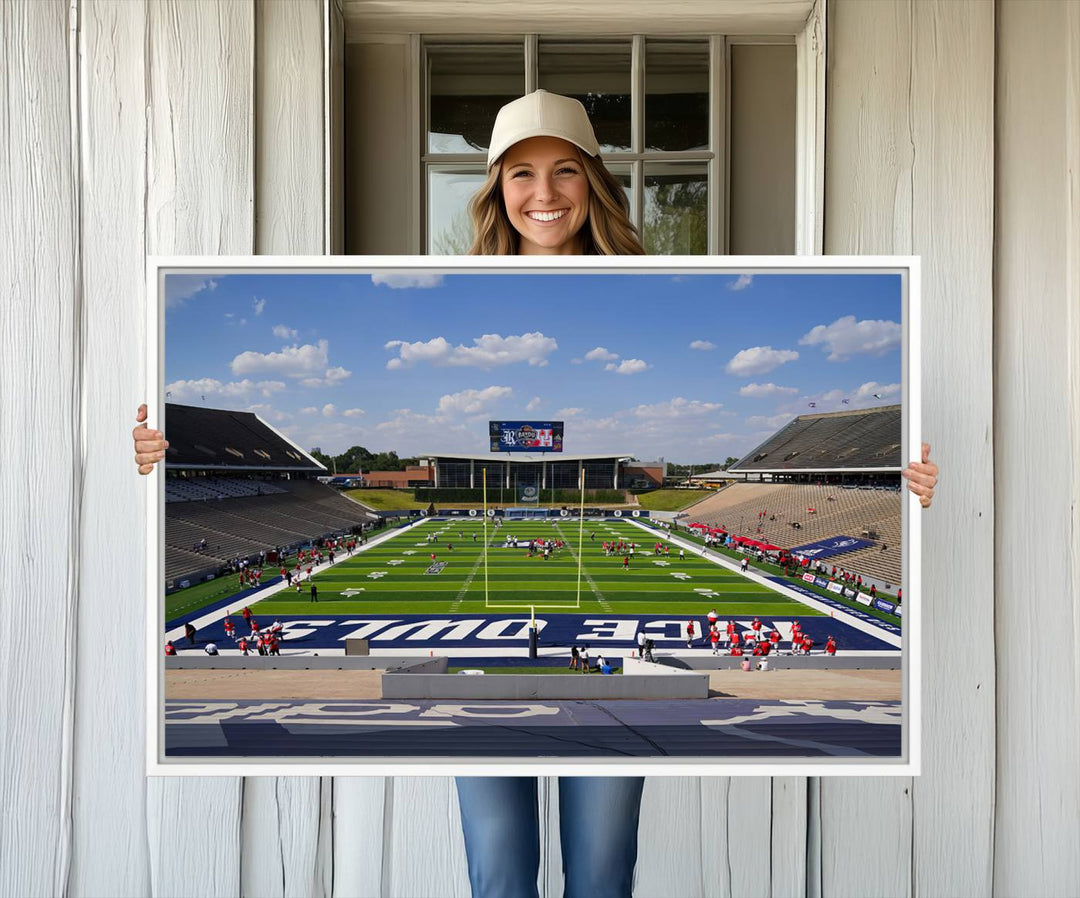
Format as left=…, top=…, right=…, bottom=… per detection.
left=722, top=456, right=739, bottom=470
left=643, top=177, right=707, bottom=255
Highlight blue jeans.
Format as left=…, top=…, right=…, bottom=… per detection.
left=455, top=776, right=645, bottom=898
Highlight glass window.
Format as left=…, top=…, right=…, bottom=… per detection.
left=427, top=44, right=525, bottom=154
left=643, top=163, right=708, bottom=255
left=417, top=35, right=793, bottom=255
left=645, top=40, right=709, bottom=152
left=428, top=167, right=488, bottom=255
left=538, top=40, right=632, bottom=153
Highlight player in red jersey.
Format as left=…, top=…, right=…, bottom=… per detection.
left=825, top=635, right=837, bottom=656
left=223, top=617, right=235, bottom=639
left=164, top=641, right=176, bottom=656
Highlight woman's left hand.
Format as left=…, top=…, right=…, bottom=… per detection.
left=902, top=442, right=938, bottom=508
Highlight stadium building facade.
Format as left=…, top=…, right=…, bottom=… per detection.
left=418, top=453, right=664, bottom=491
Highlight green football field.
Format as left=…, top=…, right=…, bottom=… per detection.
left=257, top=517, right=825, bottom=617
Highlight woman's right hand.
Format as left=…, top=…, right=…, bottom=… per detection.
left=133, top=403, right=169, bottom=474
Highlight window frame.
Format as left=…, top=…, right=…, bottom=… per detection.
left=406, top=3, right=825, bottom=255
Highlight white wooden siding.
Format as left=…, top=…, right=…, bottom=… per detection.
left=993, top=1, right=1080, bottom=894
left=1, top=2, right=1077, bottom=897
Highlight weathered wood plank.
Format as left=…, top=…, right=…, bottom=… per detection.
left=255, top=0, right=324, bottom=256
left=908, top=2, right=996, bottom=895
left=241, top=778, right=327, bottom=898
left=332, top=778, right=387, bottom=897
left=636, top=777, right=705, bottom=897
left=994, top=2, right=1080, bottom=894
left=384, top=777, right=471, bottom=898
left=145, top=1, right=254, bottom=894
left=0, top=1, right=78, bottom=896
left=70, top=1, right=153, bottom=894
left=770, top=777, right=808, bottom=898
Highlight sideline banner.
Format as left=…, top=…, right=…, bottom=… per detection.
left=789, top=535, right=876, bottom=559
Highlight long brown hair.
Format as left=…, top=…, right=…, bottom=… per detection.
left=467, top=150, right=645, bottom=255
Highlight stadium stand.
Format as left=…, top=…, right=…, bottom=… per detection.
left=694, top=405, right=905, bottom=586
left=162, top=403, right=380, bottom=587
left=732, top=405, right=902, bottom=473
left=687, top=483, right=902, bottom=586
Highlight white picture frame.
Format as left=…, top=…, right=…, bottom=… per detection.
left=146, top=254, right=920, bottom=777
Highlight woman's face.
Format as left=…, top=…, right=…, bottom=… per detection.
left=499, top=136, right=590, bottom=255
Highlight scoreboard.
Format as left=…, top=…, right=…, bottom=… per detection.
left=489, top=420, right=564, bottom=452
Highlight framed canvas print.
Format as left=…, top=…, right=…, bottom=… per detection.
left=146, top=255, right=920, bottom=776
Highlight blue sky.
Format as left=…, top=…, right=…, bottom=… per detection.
left=164, top=271, right=903, bottom=463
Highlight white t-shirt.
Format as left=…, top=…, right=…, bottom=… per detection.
left=204, top=643, right=218, bottom=655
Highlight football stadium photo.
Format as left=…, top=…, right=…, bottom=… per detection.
left=159, top=266, right=911, bottom=763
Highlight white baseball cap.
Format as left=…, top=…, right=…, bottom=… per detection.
left=486, top=90, right=601, bottom=168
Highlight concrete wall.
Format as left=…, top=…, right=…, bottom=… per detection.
left=383, top=671, right=710, bottom=700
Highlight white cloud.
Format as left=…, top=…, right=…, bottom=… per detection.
left=729, top=274, right=753, bottom=291
left=371, top=272, right=445, bottom=289
left=232, top=339, right=351, bottom=387
left=272, top=324, right=298, bottom=340
left=630, top=397, right=724, bottom=419
left=384, top=332, right=558, bottom=370
left=689, top=340, right=716, bottom=351
left=570, top=358, right=583, bottom=365
left=556, top=407, right=585, bottom=418
left=164, top=275, right=216, bottom=308
left=746, top=413, right=795, bottom=430
left=436, top=385, right=513, bottom=415
left=239, top=319, right=247, bottom=326
left=164, top=378, right=286, bottom=402
left=252, top=298, right=265, bottom=316
left=525, top=396, right=542, bottom=412
left=798, top=315, right=902, bottom=361
left=852, top=381, right=901, bottom=401
left=605, top=359, right=650, bottom=375
left=232, top=339, right=330, bottom=377
left=725, top=346, right=799, bottom=376
left=298, top=367, right=353, bottom=388
left=300, top=407, right=319, bottom=415
left=585, top=346, right=619, bottom=362
left=739, top=382, right=799, bottom=398
left=343, top=408, right=366, bottom=418
left=322, top=404, right=336, bottom=418
left=244, top=403, right=290, bottom=424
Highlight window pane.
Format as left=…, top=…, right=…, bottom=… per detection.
left=643, top=163, right=708, bottom=255
left=428, top=167, right=487, bottom=254
left=645, top=40, right=709, bottom=152
left=538, top=40, right=631, bottom=153
left=428, top=44, right=524, bottom=154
